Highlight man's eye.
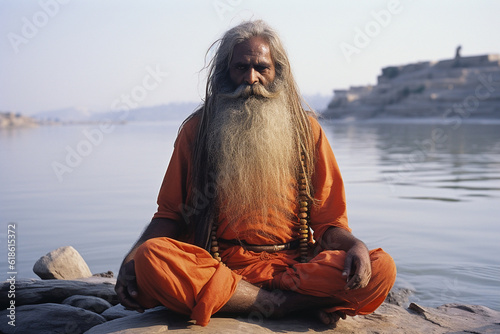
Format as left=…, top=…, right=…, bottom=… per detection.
left=257, top=66, right=268, bottom=72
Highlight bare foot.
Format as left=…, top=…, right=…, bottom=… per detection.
left=317, top=309, right=346, bottom=327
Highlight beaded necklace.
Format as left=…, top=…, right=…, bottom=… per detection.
left=298, top=153, right=310, bottom=263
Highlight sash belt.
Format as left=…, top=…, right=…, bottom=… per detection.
left=219, top=238, right=300, bottom=253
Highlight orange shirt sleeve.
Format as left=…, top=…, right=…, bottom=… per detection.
left=153, top=116, right=199, bottom=224
left=309, top=116, right=351, bottom=242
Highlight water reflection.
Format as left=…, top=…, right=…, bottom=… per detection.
left=321, top=119, right=500, bottom=310
left=323, top=120, right=500, bottom=201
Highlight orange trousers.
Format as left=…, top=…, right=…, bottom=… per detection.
left=134, top=237, right=396, bottom=326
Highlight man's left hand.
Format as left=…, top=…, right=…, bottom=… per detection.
left=342, top=242, right=371, bottom=290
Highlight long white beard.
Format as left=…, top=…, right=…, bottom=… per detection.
left=207, top=88, right=298, bottom=231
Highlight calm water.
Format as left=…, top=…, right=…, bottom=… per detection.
left=1, top=118, right=499, bottom=310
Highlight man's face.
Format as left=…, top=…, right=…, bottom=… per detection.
left=229, top=36, right=276, bottom=89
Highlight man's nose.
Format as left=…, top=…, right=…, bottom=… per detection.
left=244, top=68, right=258, bottom=85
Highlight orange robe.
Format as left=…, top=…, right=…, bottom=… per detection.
left=134, top=115, right=396, bottom=326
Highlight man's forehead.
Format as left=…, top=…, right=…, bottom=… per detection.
left=231, top=37, right=272, bottom=63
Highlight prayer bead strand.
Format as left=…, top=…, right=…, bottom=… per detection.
left=210, top=223, right=222, bottom=262
left=299, top=154, right=310, bottom=263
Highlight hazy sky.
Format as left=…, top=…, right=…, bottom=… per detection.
left=1, top=0, right=499, bottom=114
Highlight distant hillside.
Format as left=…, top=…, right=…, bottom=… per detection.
left=92, top=102, right=200, bottom=123
left=87, top=98, right=331, bottom=122
left=302, top=94, right=331, bottom=112
left=28, top=95, right=332, bottom=125
left=322, top=54, right=500, bottom=120
left=31, top=103, right=200, bottom=123
left=34, top=107, right=92, bottom=122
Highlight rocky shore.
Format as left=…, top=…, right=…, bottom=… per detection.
left=0, top=111, right=126, bottom=129
left=323, top=53, right=500, bottom=120
left=1, top=246, right=499, bottom=333
left=0, top=112, right=39, bottom=128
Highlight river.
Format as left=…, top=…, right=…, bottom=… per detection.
left=1, top=117, right=499, bottom=310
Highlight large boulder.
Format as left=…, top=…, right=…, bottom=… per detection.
left=0, top=303, right=105, bottom=334
left=33, top=246, right=92, bottom=280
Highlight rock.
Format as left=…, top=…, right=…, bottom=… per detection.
left=406, top=302, right=500, bottom=332
left=0, top=277, right=118, bottom=308
left=102, top=303, right=141, bottom=320
left=93, top=270, right=114, bottom=278
left=33, top=245, right=92, bottom=280
left=85, top=307, right=176, bottom=334
left=83, top=302, right=500, bottom=334
left=62, top=295, right=113, bottom=314
left=1, top=275, right=498, bottom=333
left=0, top=303, right=106, bottom=334
left=384, top=287, right=412, bottom=306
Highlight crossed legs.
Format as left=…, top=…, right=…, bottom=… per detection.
left=134, top=237, right=396, bottom=326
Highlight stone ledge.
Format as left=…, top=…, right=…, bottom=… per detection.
left=1, top=277, right=499, bottom=334
left=82, top=302, right=500, bottom=334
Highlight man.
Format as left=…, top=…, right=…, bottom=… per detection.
left=116, top=20, right=396, bottom=327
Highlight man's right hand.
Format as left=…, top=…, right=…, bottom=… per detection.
left=115, top=218, right=180, bottom=312
left=115, top=259, right=144, bottom=312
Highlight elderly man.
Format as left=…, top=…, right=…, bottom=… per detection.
left=116, top=20, right=396, bottom=327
